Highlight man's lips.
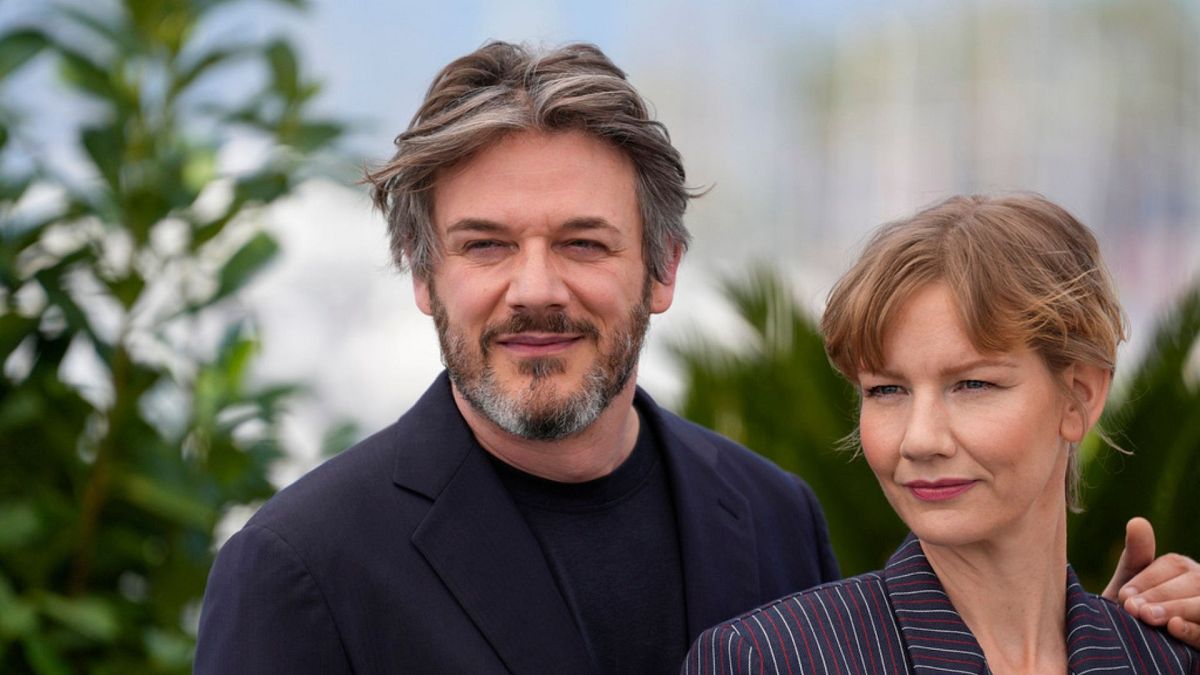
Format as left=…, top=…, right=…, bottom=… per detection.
left=904, top=479, right=978, bottom=502
left=494, top=333, right=584, bottom=356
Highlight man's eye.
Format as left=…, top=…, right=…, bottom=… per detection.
left=564, top=240, right=607, bottom=254
left=463, top=240, right=503, bottom=250
left=864, top=385, right=903, bottom=398
left=459, top=240, right=512, bottom=258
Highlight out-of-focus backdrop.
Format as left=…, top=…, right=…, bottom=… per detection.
left=1, top=0, right=1197, bottom=671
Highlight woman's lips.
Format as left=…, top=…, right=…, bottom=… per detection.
left=905, top=479, right=978, bottom=502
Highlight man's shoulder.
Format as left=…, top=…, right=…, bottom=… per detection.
left=245, top=420, right=411, bottom=534
left=246, top=375, right=466, bottom=536
left=644, top=395, right=811, bottom=495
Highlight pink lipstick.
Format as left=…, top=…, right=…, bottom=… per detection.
left=905, top=479, right=977, bottom=502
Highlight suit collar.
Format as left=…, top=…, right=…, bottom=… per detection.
left=390, top=375, right=766, bottom=667
left=883, top=536, right=989, bottom=673
left=883, top=535, right=1123, bottom=675
left=394, top=373, right=596, bottom=674
left=636, top=387, right=762, bottom=639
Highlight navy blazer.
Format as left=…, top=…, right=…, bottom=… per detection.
left=195, top=373, right=838, bottom=674
left=684, top=536, right=1200, bottom=674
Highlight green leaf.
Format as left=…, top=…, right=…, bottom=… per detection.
left=0, top=573, right=38, bottom=639
left=0, top=314, right=37, bottom=361
left=210, top=232, right=279, bottom=303
left=234, top=171, right=289, bottom=204
left=0, top=597, right=38, bottom=639
left=38, top=594, right=120, bottom=642
left=81, top=123, right=125, bottom=192
left=106, top=273, right=146, bottom=310
left=57, top=47, right=117, bottom=101
left=0, top=29, right=48, bottom=80
left=321, top=420, right=359, bottom=457
left=143, top=627, right=194, bottom=669
left=114, top=471, right=214, bottom=529
left=170, top=46, right=254, bottom=99
left=21, top=634, right=71, bottom=675
left=0, top=174, right=33, bottom=205
left=288, top=121, right=342, bottom=152
left=60, top=6, right=141, bottom=56
left=0, top=501, right=41, bottom=550
left=265, top=40, right=299, bottom=99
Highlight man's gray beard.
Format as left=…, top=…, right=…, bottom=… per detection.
left=431, top=292, right=650, bottom=441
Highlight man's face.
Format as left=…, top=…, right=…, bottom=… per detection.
left=415, top=130, right=678, bottom=440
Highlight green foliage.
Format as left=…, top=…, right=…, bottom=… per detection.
left=672, top=267, right=908, bottom=576
left=0, top=0, right=343, bottom=671
left=674, top=268, right=1200, bottom=582
left=1069, top=282, right=1200, bottom=590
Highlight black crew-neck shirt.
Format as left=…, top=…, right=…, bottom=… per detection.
left=488, top=411, right=687, bottom=675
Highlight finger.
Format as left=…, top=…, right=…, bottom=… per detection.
left=1125, top=596, right=1200, bottom=627
left=1167, top=616, right=1200, bottom=651
left=1167, top=616, right=1200, bottom=650
left=1117, top=553, right=1200, bottom=604
left=1103, top=517, right=1156, bottom=601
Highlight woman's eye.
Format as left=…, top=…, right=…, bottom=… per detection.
left=957, top=379, right=993, bottom=392
left=865, top=384, right=903, bottom=398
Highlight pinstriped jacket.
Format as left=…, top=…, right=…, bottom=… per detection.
left=684, top=536, right=1200, bottom=675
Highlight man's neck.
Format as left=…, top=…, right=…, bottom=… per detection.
left=452, top=380, right=642, bottom=483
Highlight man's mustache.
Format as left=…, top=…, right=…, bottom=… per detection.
left=480, top=313, right=601, bottom=354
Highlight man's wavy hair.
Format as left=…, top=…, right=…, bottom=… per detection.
left=365, top=41, right=694, bottom=282
left=821, top=193, right=1128, bottom=511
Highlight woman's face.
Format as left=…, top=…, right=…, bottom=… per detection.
left=857, top=282, right=1073, bottom=548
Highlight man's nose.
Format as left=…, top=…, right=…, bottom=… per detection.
left=505, top=243, right=570, bottom=312
left=899, top=393, right=956, bottom=461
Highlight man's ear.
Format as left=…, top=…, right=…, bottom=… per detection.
left=1059, top=362, right=1112, bottom=443
left=649, top=244, right=683, bottom=314
left=414, top=274, right=433, bottom=316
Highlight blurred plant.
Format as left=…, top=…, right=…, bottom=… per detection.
left=1069, top=281, right=1200, bottom=591
left=671, top=267, right=907, bottom=576
left=0, top=0, right=342, bottom=671
left=674, top=268, right=1200, bottom=582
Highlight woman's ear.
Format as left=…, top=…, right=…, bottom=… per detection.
left=1059, top=363, right=1113, bottom=443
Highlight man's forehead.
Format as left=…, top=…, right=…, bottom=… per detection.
left=428, top=129, right=641, bottom=233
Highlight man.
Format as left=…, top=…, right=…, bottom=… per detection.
left=196, top=41, right=1200, bottom=674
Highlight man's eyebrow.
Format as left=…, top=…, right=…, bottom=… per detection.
left=560, top=217, right=618, bottom=233
left=444, top=217, right=620, bottom=235
left=444, top=218, right=507, bottom=235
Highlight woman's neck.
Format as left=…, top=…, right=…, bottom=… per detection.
left=921, top=509, right=1069, bottom=674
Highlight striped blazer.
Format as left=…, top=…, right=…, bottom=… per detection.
left=684, top=536, right=1200, bottom=674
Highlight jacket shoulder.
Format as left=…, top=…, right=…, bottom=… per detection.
left=683, top=573, right=906, bottom=674
left=1077, top=590, right=1200, bottom=671
left=246, top=420, right=410, bottom=536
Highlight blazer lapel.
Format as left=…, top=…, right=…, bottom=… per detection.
left=640, top=390, right=761, bottom=639
left=883, top=536, right=989, bottom=674
left=394, top=375, right=595, bottom=675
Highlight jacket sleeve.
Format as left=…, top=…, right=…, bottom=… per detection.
left=195, top=524, right=352, bottom=675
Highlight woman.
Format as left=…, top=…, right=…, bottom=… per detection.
left=683, top=194, right=1199, bottom=674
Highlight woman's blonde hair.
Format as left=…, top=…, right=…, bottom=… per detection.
left=821, top=193, right=1128, bottom=509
